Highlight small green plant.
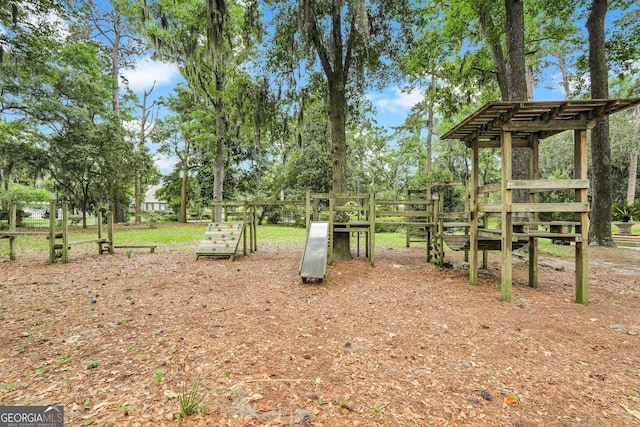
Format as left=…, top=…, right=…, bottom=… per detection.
left=83, top=419, right=92, bottom=425
left=612, top=201, right=640, bottom=222
left=85, top=361, right=100, bottom=369
left=128, top=344, right=136, bottom=353
left=59, top=353, right=73, bottom=365
left=146, top=214, right=160, bottom=229
left=1, top=382, right=16, bottom=390
left=630, top=389, right=638, bottom=396
left=373, top=405, right=381, bottom=416
left=177, top=381, right=208, bottom=417
left=223, top=369, right=231, bottom=378
left=155, top=370, right=163, bottom=384
left=82, top=398, right=91, bottom=411
left=316, top=397, right=323, bottom=405
left=126, top=250, right=132, bottom=259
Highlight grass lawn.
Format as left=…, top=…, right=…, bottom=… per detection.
left=3, top=221, right=637, bottom=260
left=0, top=223, right=414, bottom=258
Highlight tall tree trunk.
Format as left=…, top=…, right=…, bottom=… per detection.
left=180, top=156, right=189, bottom=223
left=505, top=0, right=529, bottom=202
left=213, top=72, right=226, bottom=223
left=525, top=64, right=534, bottom=101
left=626, top=105, right=640, bottom=205
left=110, top=8, right=125, bottom=223
left=328, top=72, right=352, bottom=260
left=426, top=73, right=435, bottom=174
left=135, top=85, right=155, bottom=224
left=557, top=52, right=571, bottom=98
left=586, top=0, right=614, bottom=245
left=303, top=0, right=354, bottom=261
left=478, top=4, right=508, bottom=99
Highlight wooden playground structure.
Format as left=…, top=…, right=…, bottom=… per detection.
left=206, top=191, right=440, bottom=267
left=1, top=201, right=156, bottom=262
left=441, top=98, right=640, bottom=304
left=203, top=99, right=640, bottom=304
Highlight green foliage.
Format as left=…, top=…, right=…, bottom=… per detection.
left=0, top=185, right=54, bottom=205
left=177, top=381, right=208, bottom=417
left=538, top=171, right=576, bottom=222
left=612, top=201, right=640, bottom=222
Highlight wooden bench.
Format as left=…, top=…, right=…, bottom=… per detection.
left=114, top=244, right=157, bottom=253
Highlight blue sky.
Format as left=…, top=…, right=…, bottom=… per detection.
left=121, top=60, right=431, bottom=173
left=122, top=57, right=580, bottom=174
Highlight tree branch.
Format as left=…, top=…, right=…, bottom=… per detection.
left=304, top=2, right=333, bottom=80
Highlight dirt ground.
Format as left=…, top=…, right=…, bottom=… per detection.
left=1, top=232, right=640, bottom=426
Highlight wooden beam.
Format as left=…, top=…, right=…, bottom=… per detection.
left=477, top=139, right=531, bottom=148
left=506, top=179, right=589, bottom=191
left=501, top=119, right=590, bottom=132
left=469, top=143, right=479, bottom=286
left=529, top=133, right=540, bottom=289
left=507, top=202, right=589, bottom=213
left=479, top=183, right=502, bottom=194
left=501, top=130, right=513, bottom=302
left=478, top=204, right=503, bottom=213
left=574, top=129, right=589, bottom=305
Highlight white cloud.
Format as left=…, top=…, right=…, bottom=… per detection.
left=154, top=152, right=178, bottom=174
left=369, top=86, right=424, bottom=114
left=121, top=57, right=181, bottom=93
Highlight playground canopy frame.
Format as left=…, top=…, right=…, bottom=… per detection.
left=441, top=98, right=640, bottom=304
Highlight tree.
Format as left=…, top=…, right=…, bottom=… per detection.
left=268, top=0, right=408, bottom=259
left=586, top=0, right=613, bottom=245
left=0, top=0, right=65, bottom=194
left=72, top=0, right=147, bottom=222
left=154, top=86, right=211, bottom=222
left=133, top=83, right=159, bottom=223
left=142, top=0, right=262, bottom=222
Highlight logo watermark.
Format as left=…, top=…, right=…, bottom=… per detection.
left=0, top=406, right=64, bottom=427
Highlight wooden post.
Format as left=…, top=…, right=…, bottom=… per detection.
left=369, top=190, right=375, bottom=267
left=242, top=201, right=247, bottom=256
left=529, top=133, right=539, bottom=288
left=107, top=209, right=114, bottom=254
left=305, top=190, right=311, bottom=230
left=469, top=143, right=479, bottom=285
left=97, top=210, right=104, bottom=254
left=48, top=201, right=56, bottom=263
left=482, top=192, right=488, bottom=269
left=328, top=192, right=334, bottom=265
left=501, top=131, right=513, bottom=302
left=61, top=201, right=69, bottom=263
left=574, top=129, right=589, bottom=304
left=8, top=203, right=16, bottom=260
left=252, top=203, right=257, bottom=252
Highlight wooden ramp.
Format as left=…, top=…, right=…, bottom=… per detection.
left=300, top=222, right=329, bottom=283
left=443, top=234, right=528, bottom=251
left=613, top=234, right=640, bottom=248
left=196, top=222, right=244, bottom=260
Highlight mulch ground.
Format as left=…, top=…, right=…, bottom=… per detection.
left=1, top=236, right=640, bottom=426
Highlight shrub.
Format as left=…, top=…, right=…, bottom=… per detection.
left=612, top=201, right=640, bottom=222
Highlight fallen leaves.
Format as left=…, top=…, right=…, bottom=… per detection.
left=504, top=395, right=518, bottom=405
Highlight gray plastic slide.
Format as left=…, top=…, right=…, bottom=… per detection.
left=300, top=221, right=329, bottom=283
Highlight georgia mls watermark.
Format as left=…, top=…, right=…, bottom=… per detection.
left=0, top=406, right=64, bottom=427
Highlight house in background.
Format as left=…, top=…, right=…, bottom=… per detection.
left=143, top=185, right=168, bottom=211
